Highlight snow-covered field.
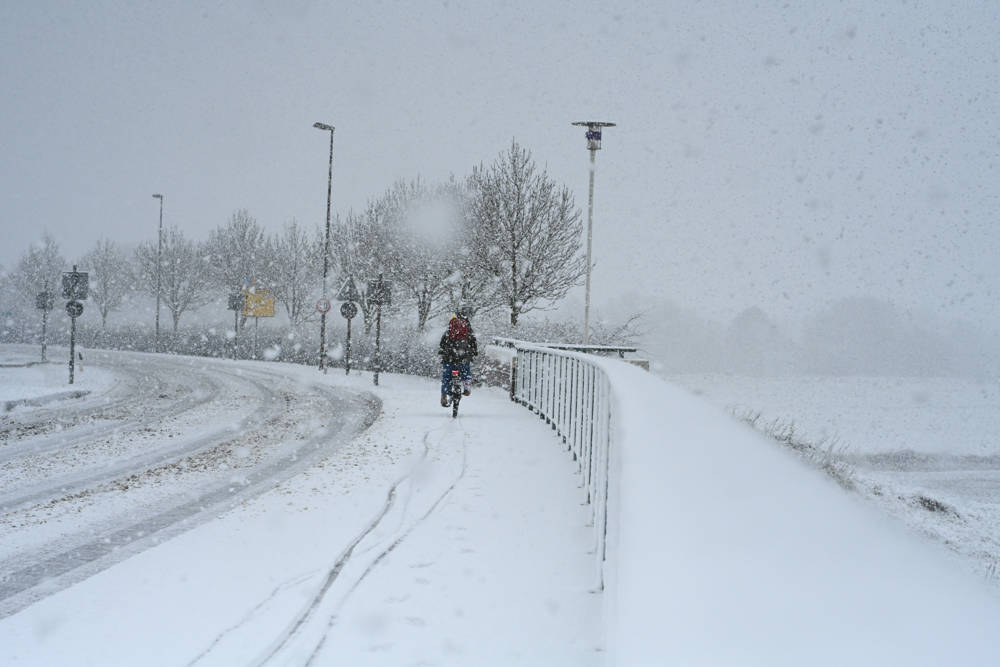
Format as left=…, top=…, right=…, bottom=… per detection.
left=667, top=373, right=1000, bottom=586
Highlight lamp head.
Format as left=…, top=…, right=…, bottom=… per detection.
left=572, top=121, right=615, bottom=150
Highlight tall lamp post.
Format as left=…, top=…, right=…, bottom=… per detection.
left=313, top=122, right=335, bottom=371
left=152, top=193, right=164, bottom=353
left=571, top=121, right=615, bottom=346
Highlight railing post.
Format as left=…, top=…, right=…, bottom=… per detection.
left=510, top=354, right=518, bottom=402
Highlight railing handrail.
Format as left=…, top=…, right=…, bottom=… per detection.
left=503, top=339, right=616, bottom=589
left=492, top=336, right=636, bottom=357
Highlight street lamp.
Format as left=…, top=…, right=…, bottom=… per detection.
left=313, top=122, right=335, bottom=371
left=152, top=193, right=164, bottom=353
left=571, top=121, right=615, bottom=346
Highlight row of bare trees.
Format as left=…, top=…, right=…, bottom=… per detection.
left=336, top=140, right=586, bottom=331
left=2, top=140, right=588, bottom=336
left=1, top=215, right=322, bottom=335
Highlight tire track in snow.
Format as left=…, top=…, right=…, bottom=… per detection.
left=0, top=360, right=380, bottom=619
left=0, top=366, right=277, bottom=511
left=196, top=419, right=467, bottom=667
left=304, top=426, right=470, bottom=666
left=0, top=350, right=217, bottom=451
left=183, top=571, right=316, bottom=667
left=244, top=429, right=436, bottom=666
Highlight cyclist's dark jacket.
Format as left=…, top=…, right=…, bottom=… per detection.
left=438, top=318, right=478, bottom=364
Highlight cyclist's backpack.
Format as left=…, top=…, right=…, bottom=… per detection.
left=448, top=317, right=470, bottom=341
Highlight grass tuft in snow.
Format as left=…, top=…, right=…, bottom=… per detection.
left=913, top=494, right=960, bottom=518
left=732, top=409, right=856, bottom=491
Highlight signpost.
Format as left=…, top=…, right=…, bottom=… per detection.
left=35, top=290, right=54, bottom=362
left=241, top=287, right=275, bottom=359
left=62, top=266, right=89, bottom=384
left=315, top=298, right=332, bottom=371
left=368, top=275, right=391, bottom=386
left=227, top=292, right=246, bottom=359
left=340, top=300, right=357, bottom=374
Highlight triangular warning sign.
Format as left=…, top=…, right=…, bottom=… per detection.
left=335, top=277, right=361, bottom=302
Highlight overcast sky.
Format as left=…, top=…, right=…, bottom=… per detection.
left=2, top=0, right=997, bottom=331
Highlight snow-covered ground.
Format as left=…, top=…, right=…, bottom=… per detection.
left=0, top=347, right=116, bottom=407
left=667, top=373, right=1000, bottom=586
left=2, top=345, right=1000, bottom=665
left=0, top=346, right=600, bottom=666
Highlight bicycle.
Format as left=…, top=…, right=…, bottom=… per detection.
left=447, top=367, right=463, bottom=418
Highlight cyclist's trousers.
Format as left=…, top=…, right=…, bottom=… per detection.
left=440, top=363, right=471, bottom=394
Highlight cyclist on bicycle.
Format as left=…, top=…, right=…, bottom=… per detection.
left=438, top=312, right=478, bottom=407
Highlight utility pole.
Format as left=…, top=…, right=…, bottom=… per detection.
left=152, top=193, right=164, bottom=352
left=313, top=122, right=335, bottom=371
left=571, top=121, right=615, bottom=346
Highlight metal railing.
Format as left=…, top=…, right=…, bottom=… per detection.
left=505, top=341, right=615, bottom=589
left=492, top=336, right=637, bottom=358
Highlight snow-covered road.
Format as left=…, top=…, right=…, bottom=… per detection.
left=0, top=347, right=600, bottom=665
left=0, top=347, right=378, bottom=617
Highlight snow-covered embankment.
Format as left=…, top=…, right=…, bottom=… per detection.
left=589, top=358, right=1000, bottom=665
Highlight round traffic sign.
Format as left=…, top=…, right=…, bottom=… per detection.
left=66, top=300, right=84, bottom=318
left=340, top=301, right=358, bottom=319
left=316, top=298, right=331, bottom=314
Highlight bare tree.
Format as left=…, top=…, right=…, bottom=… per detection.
left=440, top=180, right=501, bottom=319
left=79, top=238, right=131, bottom=329
left=468, top=140, right=586, bottom=325
left=11, top=232, right=66, bottom=304
left=332, top=198, right=401, bottom=334
left=205, top=209, right=266, bottom=332
left=135, top=227, right=212, bottom=331
left=384, top=178, right=472, bottom=330
left=264, top=219, right=321, bottom=327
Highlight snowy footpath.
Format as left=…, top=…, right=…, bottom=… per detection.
left=0, top=361, right=602, bottom=666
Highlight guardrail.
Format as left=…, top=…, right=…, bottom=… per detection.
left=499, top=339, right=615, bottom=589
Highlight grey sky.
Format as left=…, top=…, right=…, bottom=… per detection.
left=2, top=1, right=998, bottom=331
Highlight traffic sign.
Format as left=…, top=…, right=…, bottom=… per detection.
left=62, top=268, right=89, bottom=300
left=65, top=300, right=84, bottom=318
left=367, top=278, right=392, bottom=306
left=340, top=301, right=358, bottom=319
left=36, top=291, right=54, bottom=311
left=316, top=298, right=331, bottom=313
left=335, top=277, right=361, bottom=303
left=242, top=288, right=275, bottom=317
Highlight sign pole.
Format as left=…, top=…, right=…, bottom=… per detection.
left=345, top=316, right=352, bottom=374
left=37, top=290, right=54, bottom=362
left=339, top=300, right=356, bottom=374
left=69, top=312, right=76, bottom=384
left=369, top=273, right=390, bottom=386
left=41, top=307, right=48, bottom=363
left=374, top=303, right=381, bottom=386
left=62, top=266, right=88, bottom=385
